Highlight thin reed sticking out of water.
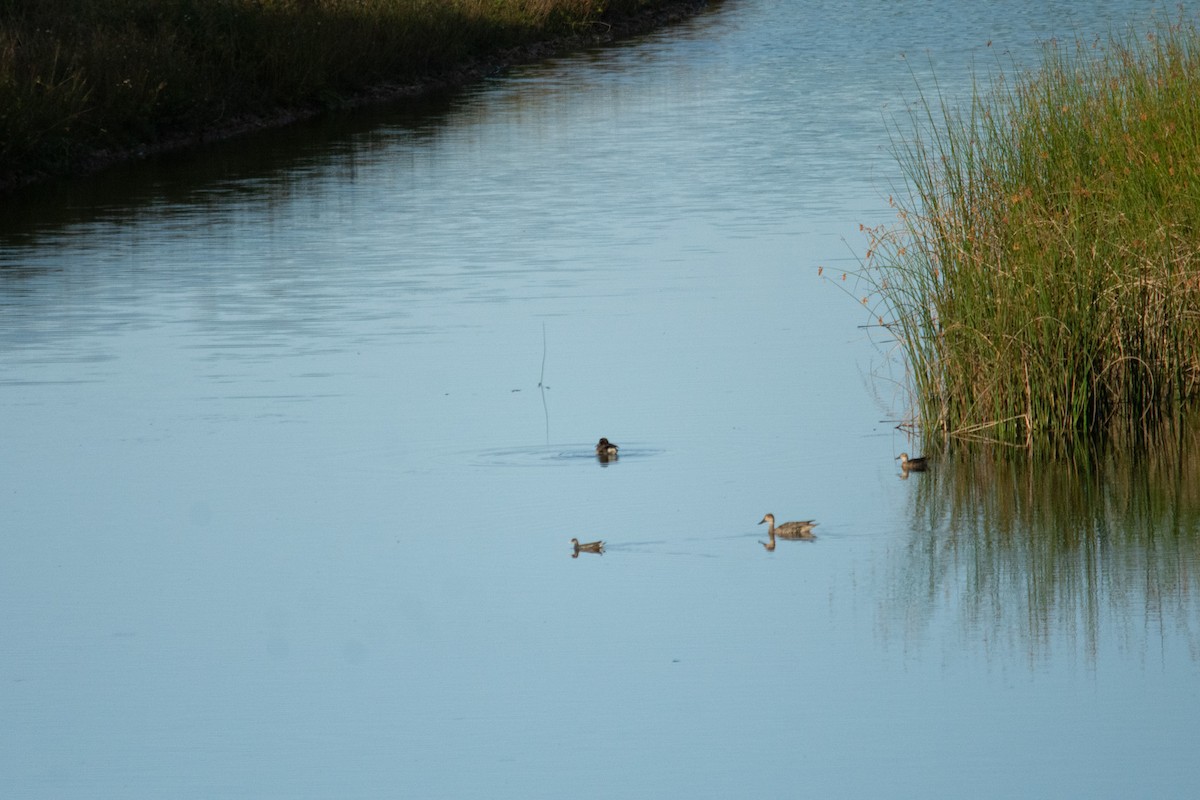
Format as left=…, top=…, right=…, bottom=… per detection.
left=539, top=322, right=550, bottom=444
left=856, top=13, right=1200, bottom=450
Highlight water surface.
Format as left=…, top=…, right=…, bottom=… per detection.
left=2, top=1, right=1198, bottom=797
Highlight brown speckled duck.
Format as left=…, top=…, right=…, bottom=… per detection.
left=759, top=513, right=817, bottom=540
left=896, top=452, right=929, bottom=472
left=571, top=538, right=605, bottom=557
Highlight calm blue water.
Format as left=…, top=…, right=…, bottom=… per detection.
left=2, top=1, right=1199, bottom=797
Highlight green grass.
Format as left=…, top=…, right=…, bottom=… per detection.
left=0, top=0, right=690, bottom=186
left=860, top=14, right=1200, bottom=449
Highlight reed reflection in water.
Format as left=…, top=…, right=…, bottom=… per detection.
left=885, top=418, right=1200, bottom=664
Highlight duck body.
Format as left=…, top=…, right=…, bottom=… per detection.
left=571, top=537, right=605, bottom=556
left=896, top=452, right=929, bottom=472
left=595, top=438, right=619, bottom=457
left=759, top=513, right=818, bottom=540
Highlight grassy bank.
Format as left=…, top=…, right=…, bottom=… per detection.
left=0, top=0, right=703, bottom=188
left=862, top=15, right=1200, bottom=448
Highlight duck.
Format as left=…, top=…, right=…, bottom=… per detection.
left=896, top=452, right=929, bottom=472
left=571, top=538, right=605, bottom=556
left=758, top=513, right=817, bottom=540
left=595, top=438, right=619, bottom=457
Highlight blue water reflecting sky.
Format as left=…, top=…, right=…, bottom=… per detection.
left=2, top=1, right=1199, bottom=797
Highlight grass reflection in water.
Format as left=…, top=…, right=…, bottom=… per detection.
left=885, top=416, right=1200, bottom=664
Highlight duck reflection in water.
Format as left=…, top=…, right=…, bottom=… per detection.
left=758, top=513, right=817, bottom=550
left=571, top=538, right=605, bottom=557
left=595, top=437, right=619, bottom=463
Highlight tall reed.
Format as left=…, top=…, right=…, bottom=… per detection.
left=863, top=16, right=1200, bottom=448
left=0, top=0, right=685, bottom=186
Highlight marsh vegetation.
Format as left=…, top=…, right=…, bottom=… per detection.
left=0, top=0, right=692, bottom=186
left=862, top=16, right=1200, bottom=449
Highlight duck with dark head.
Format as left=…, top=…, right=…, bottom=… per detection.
left=571, top=538, right=605, bottom=557
left=595, top=437, right=619, bottom=462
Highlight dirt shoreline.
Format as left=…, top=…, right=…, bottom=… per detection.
left=2, top=0, right=713, bottom=194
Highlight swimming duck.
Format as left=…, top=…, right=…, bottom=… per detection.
left=595, top=438, right=619, bottom=457
left=758, top=513, right=817, bottom=540
left=896, top=452, right=929, bottom=472
left=571, top=538, right=605, bottom=556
